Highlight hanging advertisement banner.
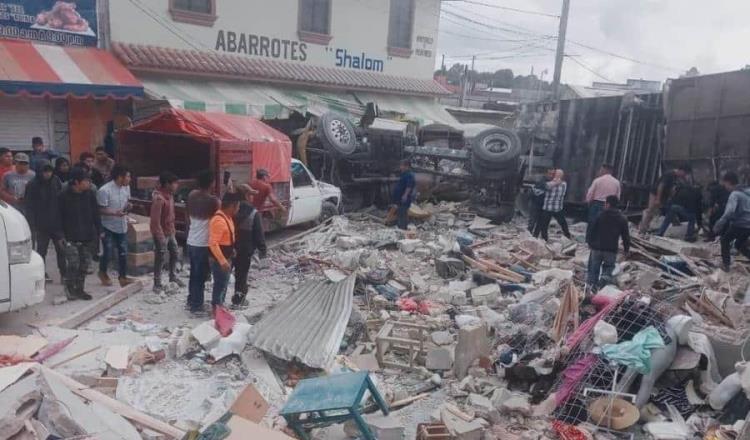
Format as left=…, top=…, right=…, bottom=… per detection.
left=0, top=1, right=97, bottom=46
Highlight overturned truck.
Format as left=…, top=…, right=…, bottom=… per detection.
left=306, top=111, right=522, bottom=221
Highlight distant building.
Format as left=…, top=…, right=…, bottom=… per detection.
left=562, top=79, right=662, bottom=100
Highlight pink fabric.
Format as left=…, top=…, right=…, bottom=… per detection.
left=555, top=354, right=598, bottom=406
left=214, top=306, right=236, bottom=337
left=586, top=174, right=621, bottom=202
left=565, top=293, right=625, bottom=351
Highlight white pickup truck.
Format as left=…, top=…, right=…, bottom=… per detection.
left=0, top=201, right=46, bottom=313
left=286, top=159, right=342, bottom=226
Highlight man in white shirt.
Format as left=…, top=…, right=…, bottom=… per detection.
left=97, top=165, right=135, bottom=287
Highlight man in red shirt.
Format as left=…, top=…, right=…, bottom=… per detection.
left=0, top=148, right=13, bottom=182
left=249, top=169, right=286, bottom=216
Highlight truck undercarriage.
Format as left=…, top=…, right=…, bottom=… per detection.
left=304, top=111, right=523, bottom=222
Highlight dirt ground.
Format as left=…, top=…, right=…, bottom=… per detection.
left=0, top=226, right=305, bottom=336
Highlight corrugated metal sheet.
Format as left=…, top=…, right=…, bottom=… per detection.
left=247, top=274, right=355, bottom=370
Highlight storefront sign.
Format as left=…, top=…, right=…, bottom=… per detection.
left=215, top=30, right=307, bottom=61
left=0, top=1, right=97, bottom=46
left=335, top=48, right=384, bottom=72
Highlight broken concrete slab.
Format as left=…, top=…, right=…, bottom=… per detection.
left=191, top=320, right=221, bottom=348
left=426, top=347, right=454, bottom=370
left=454, top=324, right=489, bottom=379
left=431, top=331, right=453, bottom=346
left=0, top=372, right=42, bottom=439
left=324, top=269, right=348, bottom=283
left=209, top=322, right=252, bottom=361
left=491, top=387, right=532, bottom=416
left=105, top=345, right=130, bottom=371
left=38, top=368, right=141, bottom=440
left=435, top=256, right=465, bottom=278
left=365, top=413, right=405, bottom=440
left=398, top=239, right=422, bottom=254
left=470, top=283, right=500, bottom=305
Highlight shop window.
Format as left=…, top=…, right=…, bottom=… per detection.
left=169, top=0, right=217, bottom=26
left=298, top=0, right=332, bottom=45
left=388, top=0, right=415, bottom=57
left=291, top=162, right=314, bottom=188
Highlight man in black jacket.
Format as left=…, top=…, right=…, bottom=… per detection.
left=231, top=184, right=267, bottom=308
left=58, top=168, right=101, bottom=300
left=24, top=161, right=63, bottom=282
left=587, top=195, right=631, bottom=290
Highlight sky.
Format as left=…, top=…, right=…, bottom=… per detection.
left=435, top=0, right=750, bottom=86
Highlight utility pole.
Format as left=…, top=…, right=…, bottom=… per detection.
left=552, top=0, right=570, bottom=97
left=441, top=54, right=445, bottom=71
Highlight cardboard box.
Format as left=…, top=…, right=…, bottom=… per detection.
left=229, top=384, right=269, bottom=423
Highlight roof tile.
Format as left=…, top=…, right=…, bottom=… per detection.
left=111, top=42, right=449, bottom=96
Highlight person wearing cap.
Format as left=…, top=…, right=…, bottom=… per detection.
left=150, top=171, right=183, bottom=292
left=392, top=159, right=416, bottom=230
left=29, top=137, right=60, bottom=174
left=24, top=160, right=63, bottom=282
left=208, top=192, right=240, bottom=311
left=250, top=169, right=287, bottom=219
left=2, top=153, right=36, bottom=210
left=231, top=184, right=267, bottom=308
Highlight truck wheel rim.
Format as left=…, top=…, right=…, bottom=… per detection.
left=329, top=119, right=352, bottom=145
left=484, top=133, right=512, bottom=154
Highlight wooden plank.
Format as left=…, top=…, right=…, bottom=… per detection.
left=40, top=366, right=185, bottom=439
left=50, top=345, right=101, bottom=369
left=58, top=281, right=143, bottom=329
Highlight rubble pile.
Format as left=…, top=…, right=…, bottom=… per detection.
left=1, top=203, right=749, bottom=439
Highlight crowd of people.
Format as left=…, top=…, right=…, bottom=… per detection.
left=0, top=137, right=272, bottom=317
left=528, top=162, right=750, bottom=293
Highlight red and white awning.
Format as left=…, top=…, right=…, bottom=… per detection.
left=0, top=40, right=143, bottom=99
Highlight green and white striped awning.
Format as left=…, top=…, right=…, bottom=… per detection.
left=140, top=75, right=459, bottom=128
left=354, top=92, right=459, bottom=127
left=141, top=76, right=364, bottom=119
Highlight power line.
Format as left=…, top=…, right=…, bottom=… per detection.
left=565, top=55, right=614, bottom=82
left=441, top=8, right=554, bottom=39
left=566, top=40, right=683, bottom=73
left=440, top=29, right=550, bottom=43
left=127, top=0, right=209, bottom=52
left=456, top=0, right=560, bottom=18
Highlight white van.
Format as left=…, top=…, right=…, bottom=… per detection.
left=0, top=202, right=45, bottom=313
left=287, top=159, right=342, bottom=226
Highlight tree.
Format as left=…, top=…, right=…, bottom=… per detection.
left=491, top=69, right=514, bottom=88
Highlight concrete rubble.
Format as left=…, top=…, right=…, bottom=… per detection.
left=1, top=203, right=749, bottom=439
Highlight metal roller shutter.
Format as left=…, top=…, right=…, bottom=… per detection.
left=0, top=98, right=54, bottom=151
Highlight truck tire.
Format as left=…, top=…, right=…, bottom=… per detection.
left=319, top=200, right=339, bottom=223
left=317, top=112, right=357, bottom=157
left=471, top=128, right=521, bottom=165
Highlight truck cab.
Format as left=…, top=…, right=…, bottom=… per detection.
left=287, top=159, right=341, bottom=226
left=0, top=202, right=45, bottom=313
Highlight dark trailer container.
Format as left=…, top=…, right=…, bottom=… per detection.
left=519, top=93, right=664, bottom=210
left=664, top=69, right=750, bottom=185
